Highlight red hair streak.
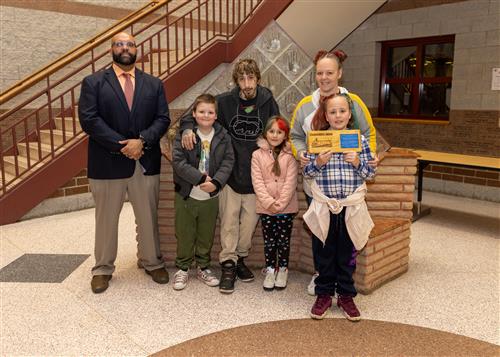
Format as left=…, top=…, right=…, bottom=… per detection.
left=276, top=118, right=289, bottom=135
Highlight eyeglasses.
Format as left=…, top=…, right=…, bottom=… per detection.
left=112, top=41, right=136, bottom=48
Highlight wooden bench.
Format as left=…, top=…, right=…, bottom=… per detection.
left=412, top=149, right=500, bottom=220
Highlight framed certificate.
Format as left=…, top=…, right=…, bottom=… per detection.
left=307, top=130, right=361, bottom=153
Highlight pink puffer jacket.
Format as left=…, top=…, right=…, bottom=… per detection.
left=251, top=137, right=299, bottom=215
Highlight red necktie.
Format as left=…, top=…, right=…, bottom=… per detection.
left=123, top=73, right=134, bottom=110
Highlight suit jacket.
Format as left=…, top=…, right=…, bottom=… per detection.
left=78, top=67, right=170, bottom=179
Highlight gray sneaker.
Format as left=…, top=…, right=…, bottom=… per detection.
left=173, top=269, right=189, bottom=290
left=307, top=272, right=319, bottom=296
left=197, top=267, right=219, bottom=287
left=275, top=267, right=288, bottom=290
left=263, top=267, right=276, bottom=291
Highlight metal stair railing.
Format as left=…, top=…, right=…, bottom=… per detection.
left=0, top=0, right=263, bottom=195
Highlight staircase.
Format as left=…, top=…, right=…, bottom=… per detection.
left=0, top=0, right=293, bottom=225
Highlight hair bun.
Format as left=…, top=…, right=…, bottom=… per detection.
left=314, top=50, right=328, bottom=65
left=333, top=49, right=347, bottom=63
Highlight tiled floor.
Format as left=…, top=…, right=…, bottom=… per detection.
left=1, top=191, right=499, bottom=356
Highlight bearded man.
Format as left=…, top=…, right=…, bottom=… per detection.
left=79, top=32, right=170, bottom=293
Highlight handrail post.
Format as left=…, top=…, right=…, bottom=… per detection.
left=0, top=128, right=5, bottom=194
left=23, top=119, right=31, bottom=169
left=71, top=90, right=77, bottom=135
left=45, top=76, right=56, bottom=158
left=11, top=129, right=19, bottom=177
left=198, top=0, right=202, bottom=52
left=35, top=112, right=42, bottom=161
left=91, top=48, right=96, bottom=74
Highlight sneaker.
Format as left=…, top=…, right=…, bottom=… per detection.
left=219, top=260, right=236, bottom=294
left=197, top=267, right=219, bottom=287
left=263, top=267, right=276, bottom=291
left=173, top=269, right=189, bottom=290
left=274, top=267, right=288, bottom=290
left=310, top=294, right=332, bottom=320
left=307, top=272, right=319, bottom=296
left=337, top=295, right=361, bottom=322
left=236, top=256, right=254, bottom=282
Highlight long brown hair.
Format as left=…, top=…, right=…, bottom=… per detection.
left=262, top=116, right=290, bottom=177
left=311, top=93, right=355, bottom=131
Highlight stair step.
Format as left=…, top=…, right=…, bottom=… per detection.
left=3, top=155, right=29, bottom=176
left=39, top=129, right=75, bottom=146
left=54, top=116, right=81, bottom=133
left=0, top=171, right=15, bottom=188
left=17, top=142, right=52, bottom=160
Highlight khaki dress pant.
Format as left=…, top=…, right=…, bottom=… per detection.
left=89, top=162, right=164, bottom=276
left=218, top=185, right=259, bottom=263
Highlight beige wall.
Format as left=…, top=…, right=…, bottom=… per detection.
left=276, top=0, right=385, bottom=58
left=0, top=5, right=114, bottom=91
left=334, top=0, right=499, bottom=200
left=69, top=0, right=149, bottom=10
left=335, top=0, right=499, bottom=154
left=337, top=0, right=499, bottom=111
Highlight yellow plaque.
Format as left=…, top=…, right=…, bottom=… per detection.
left=307, top=130, right=361, bottom=153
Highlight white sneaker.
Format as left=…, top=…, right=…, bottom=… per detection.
left=307, top=272, right=319, bottom=296
left=275, top=267, right=288, bottom=290
left=197, top=267, right=219, bottom=287
left=263, top=267, right=276, bottom=291
left=173, top=269, right=189, bottom=290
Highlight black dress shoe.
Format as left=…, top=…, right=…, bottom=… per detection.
left=91, top=275, right=112, bottom=294
left=146, top=268, right=169, bottom=284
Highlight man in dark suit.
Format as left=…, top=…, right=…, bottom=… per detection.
left=79, top=32, right=170, bottom=293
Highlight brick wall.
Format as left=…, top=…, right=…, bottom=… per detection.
left=366, top=149, right=418, bottom=219
left=354, top=218, right=411, bottom=294
left=424, top=164, right=499, bottom=188
left=49, top=169, right=89, bottom=198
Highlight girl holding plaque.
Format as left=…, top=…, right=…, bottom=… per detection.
left=303, top=93, right=375, bottom=321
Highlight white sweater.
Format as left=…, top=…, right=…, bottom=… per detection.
left=303, top=181, right=373, bottom=250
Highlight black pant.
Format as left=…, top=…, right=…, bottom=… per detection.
left=314, top=209, right=357, bottom=297
left=261, top=214, right=294, bottom=268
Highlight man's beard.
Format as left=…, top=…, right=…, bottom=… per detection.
left=113, top=52, right=137, bottom=65
left=241, top=88, right=257, bottom=100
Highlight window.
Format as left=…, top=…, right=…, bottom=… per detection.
left=378, top=35, right=454, bottom=120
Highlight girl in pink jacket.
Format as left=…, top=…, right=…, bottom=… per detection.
left=251, top=116, right=299, bottom=291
